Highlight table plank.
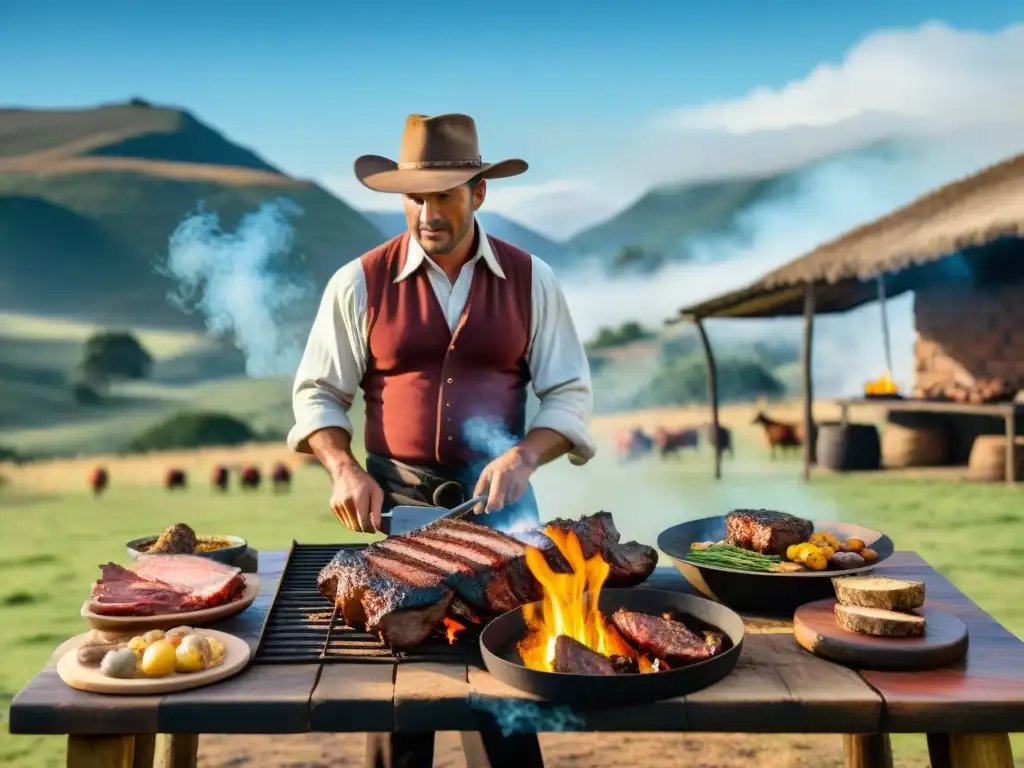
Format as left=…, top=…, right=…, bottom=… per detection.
left=310, top=664, right=396, bottom=732
left=863, top=556, right=1024, bottom=733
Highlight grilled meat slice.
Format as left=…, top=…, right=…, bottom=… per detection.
left=552, top=635, right=619, bottom=675
left=611, top=609, right=720, bottom=667
left=540, top=511, right=659, bottom=587
left=317, top=513, right=659, bottom=651
left=724, top=509, right=813, bottom=556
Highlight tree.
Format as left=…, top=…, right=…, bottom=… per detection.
left=73, top=331, right=153, bottom=401
left=126, top=412, right=257, bottom=453
left=633, top=354, right=785, bottom=408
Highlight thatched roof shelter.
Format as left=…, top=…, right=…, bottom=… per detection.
left=666, top=151, right=1024, bottom=481
left=671, top=151, right=1024, bottom=321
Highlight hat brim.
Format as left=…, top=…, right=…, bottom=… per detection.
left=354, top=155, right=528, bottom=194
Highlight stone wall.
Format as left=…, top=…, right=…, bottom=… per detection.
left=914, top=283, right=1024, bottom=392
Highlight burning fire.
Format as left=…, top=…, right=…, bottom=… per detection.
left=516, top=526, right=656, bottom=673
left=864, top=371, right=898, bottom=396
left=442, top=617, right=466, bottom=645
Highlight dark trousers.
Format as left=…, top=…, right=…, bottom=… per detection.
left=366, top=454, right=541, bottom=532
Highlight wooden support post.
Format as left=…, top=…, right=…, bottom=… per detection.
left=66, top=735, right=134, bottom=768
left=132, top=735, right=156, bottom=768
left=694, top=318, right=722, bottom=480
left=154, top=734, right=198, bottom=768
left=842, top=733, right=893, bottom=768
left=801, top=283, right=816, bottom=482
left=1005, top=410, right=1016, bottom=485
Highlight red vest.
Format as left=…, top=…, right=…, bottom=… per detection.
left=360, top=233, right=533, bottom=468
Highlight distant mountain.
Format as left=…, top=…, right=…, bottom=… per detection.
left=566, top=140, right=901, bottom=270
left=0, top=101, right=383, bottom=328
left=364, top=210, right=570, bottom=268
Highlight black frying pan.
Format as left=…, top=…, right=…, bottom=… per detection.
left=479, top=589, right=744, bottom=708
left=658, top=516, right=895, bottom=615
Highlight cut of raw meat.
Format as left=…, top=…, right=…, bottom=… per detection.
left=317, top=512, right=658, bottom=650
left=611, top=609, right=721, bottom=667
left=87, top=556, right=246, bottom=616
left=552, top=635, right=619, bottom=675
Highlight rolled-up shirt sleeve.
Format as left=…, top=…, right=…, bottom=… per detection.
left=526, top=255, right=597, bottom=465
left=286, top=260, right=369, bottom=454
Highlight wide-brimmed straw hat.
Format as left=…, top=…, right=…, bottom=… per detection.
left=354, top=113, right=528, bottom=194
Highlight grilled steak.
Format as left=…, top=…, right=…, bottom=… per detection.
left=724, top=509, right=813, bottom=556
left=317, top=512, right=658, bottom=650
left=611, top=610, right=720, bottom=667
left=552, top=635, right=619, bottom=675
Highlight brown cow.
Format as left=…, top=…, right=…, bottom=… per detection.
left=164, top=468, right=187, bottom=490
left=89, top=466, right=109, bottom=496
left=751, top=412, right=802, bottom=459
left=612, top=427, right=654, bottom=462
left=211, top=465, right=229, bottom=492
left=705, top=423, right=734, bottom=458
left=240, top=465, right=261, bottom=490
left=652, top=427, right=700, bottom=458
left=271, top=462, right=292, bottom=492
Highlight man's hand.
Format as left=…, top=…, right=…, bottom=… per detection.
left=472, top=445, right=539, bottom=514
left=329, top=459, right=385, bottom=533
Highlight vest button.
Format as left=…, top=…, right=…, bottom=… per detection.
left=450, top=344, right=455, bottom=351
left=447, top=436, right=453, bottom=441
left=447, top=377, right=453, bottom=384
left=445, top=402, right=450, bottom=407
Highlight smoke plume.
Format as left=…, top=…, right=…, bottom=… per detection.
left=469, top=696, right=585, bottom=736
left=159, top=198, right=314, bottom=378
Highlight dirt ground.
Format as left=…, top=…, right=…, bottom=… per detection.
left=195, top=731, right=931, bottom=768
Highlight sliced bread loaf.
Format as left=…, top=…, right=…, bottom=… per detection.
left=832, top=575, right=925, bottom=611
left=834, top=604, right=926, bottom=638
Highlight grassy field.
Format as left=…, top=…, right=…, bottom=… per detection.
left=2, top=408, right=1023, bottom=766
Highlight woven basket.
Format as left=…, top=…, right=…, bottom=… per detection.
left=881, top=423, right=950, bottom=468
left=967, top=436, right=1024, bottom=482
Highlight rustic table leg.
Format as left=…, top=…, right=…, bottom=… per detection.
left=365, top=732, right=435, bottom=768
left=460, top=730, right=544, bottom=768
left=948, top=733, right=1014, bottom=768
left=842, top=733, right=893, bottom=768
left=66, top=734, right=134, bottom=768
left=154, top=734, right=199, bottom=768
left=132, top=734, right=156, bottom=768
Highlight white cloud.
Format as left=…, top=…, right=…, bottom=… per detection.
left=481, top=179, right=630, bottom=241
left=663, top=22, right=1024, bottom=135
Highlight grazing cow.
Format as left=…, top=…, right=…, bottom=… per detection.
left=240, top=465, right=261, bottom=490
left=164, top=468, right=187, bottom=490
left=211, top=465, right=229, bottom=492
left=705, top=423, right=734, bottom=458
left=89, top=466, right=109, bottom=496
left=271, top=462, right=292, bottom=492
left=652, top=427, right=700, bottom=458
left=613, top=427, right=654, bottom=463
left=751, top=411, right=802, bottom=459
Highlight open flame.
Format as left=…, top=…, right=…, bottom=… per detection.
left=864, top=371, right=898, bottom=396
left=516, top=526, right=656, bottom=672
left=442, top=617, right=466, bottom=645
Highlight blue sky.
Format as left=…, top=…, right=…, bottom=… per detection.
left=2, top=1, right=1023, bottom=233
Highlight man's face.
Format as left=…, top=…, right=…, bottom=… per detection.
left=402, top=180, right=486, bottom=256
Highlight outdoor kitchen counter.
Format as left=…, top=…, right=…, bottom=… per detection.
left=9, top=550, right=1022, bottom=768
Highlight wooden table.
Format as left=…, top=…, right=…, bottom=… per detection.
left=9, top=550, right=1023, bottom=768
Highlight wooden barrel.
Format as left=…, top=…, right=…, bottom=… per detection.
left=967, top=436, right=1024, bottom=482
left=881, top=423, right=950, bottom=468
left=816, top=423, right=881, bottom=471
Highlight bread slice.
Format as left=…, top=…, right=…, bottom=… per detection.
left=832, top=576, right=925, bottom=611
left=834, top=604, right=926, bottom=638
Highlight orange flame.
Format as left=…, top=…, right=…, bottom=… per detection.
left=516, top=526, right=656, bottom=672
left=442, top=617, right=466, bottom=645
left=864, top=372, right=898, bottom=395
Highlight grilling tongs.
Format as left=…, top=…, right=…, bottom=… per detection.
left=379, top=493, right=489, bottom=536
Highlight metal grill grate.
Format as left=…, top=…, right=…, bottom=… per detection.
left=253, top=542, right=470, bottom=665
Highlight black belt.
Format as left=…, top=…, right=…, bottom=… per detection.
left=365, top=454, right=469, bottom=512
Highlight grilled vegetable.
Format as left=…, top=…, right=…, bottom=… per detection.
left=100, top=648, right=138, bottom=679
left=685, top=544, right=781, bottom=572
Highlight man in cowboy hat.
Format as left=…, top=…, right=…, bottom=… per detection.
left=287, top=113, right=595, bottom=534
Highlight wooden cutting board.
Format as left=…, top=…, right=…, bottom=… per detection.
left=793, top=598, right=969, bottom=671
left=81, top=574, right=259, bottom=631
left=57, top=628, right=250, bottom=694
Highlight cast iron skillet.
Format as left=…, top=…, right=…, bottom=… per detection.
left=479, top=588, right=744, bottom=708
left=658, top=516, right=894, bottom=615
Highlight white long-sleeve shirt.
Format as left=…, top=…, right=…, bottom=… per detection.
left=287, top=221, right=596, bottom=466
